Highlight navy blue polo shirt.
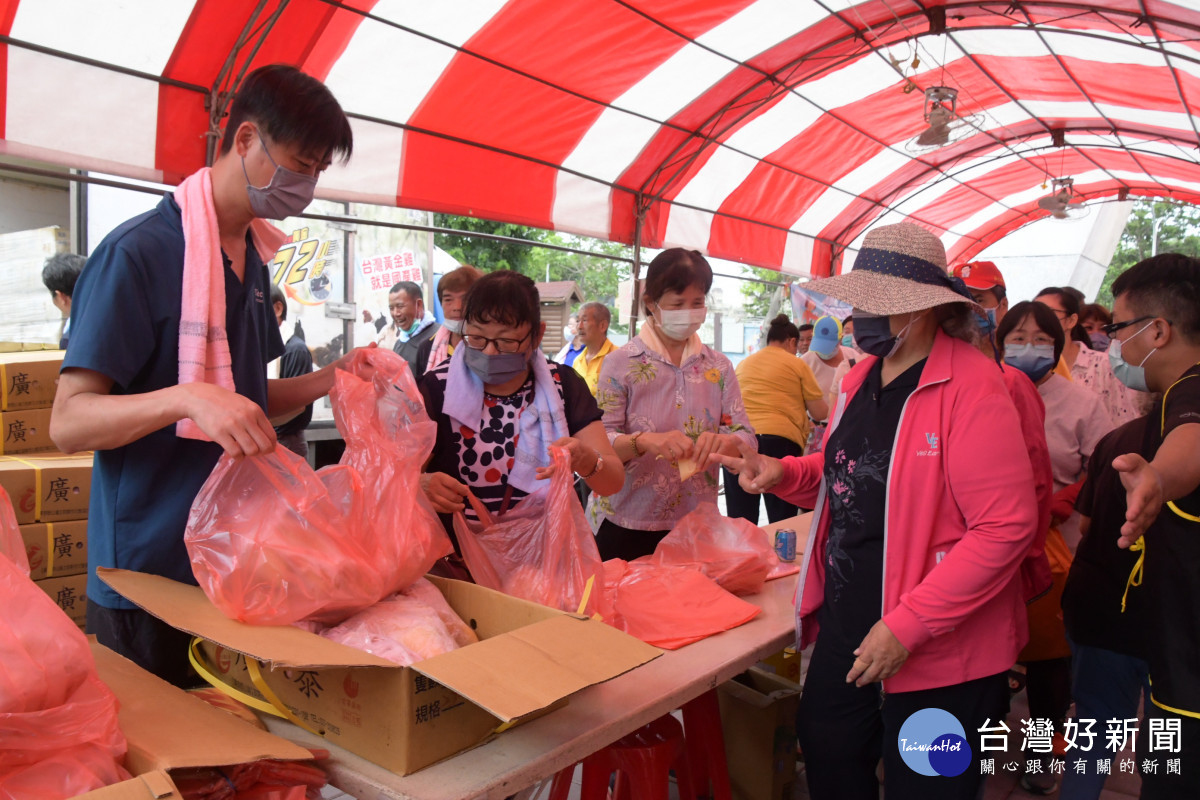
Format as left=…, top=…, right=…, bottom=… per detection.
left=64, top=193, right=284, bottom=609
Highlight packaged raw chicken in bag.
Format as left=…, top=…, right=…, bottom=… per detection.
left=0, top=547, right=129, bottom=797
left=185, top=447, right=384, bottom=625
left=329, top=347, right=453, bottom=593
left=186, top=348, right=452, bottom=625
left=453, top=446, right=606, bottom=615
left=650, top=502, right=778, bottom=595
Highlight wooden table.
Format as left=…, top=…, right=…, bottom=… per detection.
left=267, top=513, right=810, bottom=800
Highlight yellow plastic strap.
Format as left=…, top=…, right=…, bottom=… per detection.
left=1167, top=500, right=1200, bottom=523
left=188, top=638, right=282, bottom=718
left=1150, top=685, right=1200, bottom=720
left=576, top=575, right=595, bottom=617
left=245, top=657, right=323, bottom=736
left=45, top=523, right=55, bottom=577
left=1120, top=536, right=1145, bottom=613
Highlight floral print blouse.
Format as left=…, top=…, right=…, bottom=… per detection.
left=587, top=336, right=756, bottom=531
left=1071, top=344, right=1149, bottom=426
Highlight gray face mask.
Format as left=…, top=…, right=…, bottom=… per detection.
left=464, top=347, right=529, bottom=385
left=242, top=131, right=318, bottom=220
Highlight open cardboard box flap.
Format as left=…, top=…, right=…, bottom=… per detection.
left=100, top=567, right=661, bottom=723
left=91, top=640, right=312, bottom=771
left=75, top=770, right=181, bottom=800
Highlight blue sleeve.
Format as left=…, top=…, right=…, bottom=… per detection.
left=62, top=238, right=159, bottom=391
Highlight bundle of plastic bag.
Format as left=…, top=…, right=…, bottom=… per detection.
left=321, top=578, right=478, bottom=665
left=186, top=348, right=452, bottom=625
left=602, top=559, right=761, bottom=650
left=649, top=502, right=778, bottom=596
left=453, top=446, right=606, bottom=615
left=0, top=536, right=129, bottom=797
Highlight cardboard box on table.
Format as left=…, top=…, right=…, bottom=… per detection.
left=75, top=640, right=312, bottom=800
left=718, top=668, right=802, bottom=800
left=0, top=452, right=92, bottom=524
left=0, top=350, right=63, bottom=410
left=22, top=518, right=87, bottom=579
left=100, top=568, right=661, bottom=776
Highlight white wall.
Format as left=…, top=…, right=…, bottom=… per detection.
left=0, top=177, right=68, bottom=235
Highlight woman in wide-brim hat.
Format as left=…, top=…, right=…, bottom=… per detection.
left=713, top=221, right=1039, bottom=800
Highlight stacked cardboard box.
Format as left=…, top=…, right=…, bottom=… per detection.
left=0, top=350, right=92, bottom=628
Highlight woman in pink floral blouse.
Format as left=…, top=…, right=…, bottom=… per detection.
left=587, top=248, right=756, bottom=560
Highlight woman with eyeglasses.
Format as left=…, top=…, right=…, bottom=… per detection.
left=588, top=248, right=756, bottom=561
left=1037, top=286, right=1146, bottom=425
left=417, top=270, right=623, bottom=543
left=998, top=300, right=1115, bottom=794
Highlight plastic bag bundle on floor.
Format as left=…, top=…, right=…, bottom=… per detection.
left=0, top=486, right=27, bottom=576
left=0, top=552, right=129, bottom=798
left=602, top=559, right=761, bottom=650
left=649, top=502, right=778, bottom=596
left=186, top=348, right=452, bottom=625
left=453, top=447, right=606, bottom=615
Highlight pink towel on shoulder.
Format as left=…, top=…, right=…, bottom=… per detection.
left=175, top=167, right=288, bottom=440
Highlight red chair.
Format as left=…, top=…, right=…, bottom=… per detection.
left=681, top=690, right=732, bottom=800
left=550, top=713, right=698, bottom=800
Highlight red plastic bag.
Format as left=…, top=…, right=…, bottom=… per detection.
left=329, top=348, right=452, bottom=593
left=0, top=553, right=129, bottom=798
left=186, top=447, right=385, bottom=625
left=650, top=502, right=778, bottom=596
left=321, top=585, right=474, bottom=666
left=602, top=559, right=761, bottom=650
left=453, top=447, right=606, bottom=615
left=0, top=486, right=27, bottom=576
left=186, top=348, right=452, bottom=625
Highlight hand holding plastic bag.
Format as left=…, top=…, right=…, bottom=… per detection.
left=650, top=502, right=777, bottom=595
left=453, top=446, right=606, bottom=615
left=0, top=553, right=129, bottom=798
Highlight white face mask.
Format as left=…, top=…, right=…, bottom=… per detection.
left=655, top=305, right=706, bottom=341
left=442, top=318, right=464, bottom=335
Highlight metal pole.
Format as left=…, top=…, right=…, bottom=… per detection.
left=630, top=198, right=645, bottom=337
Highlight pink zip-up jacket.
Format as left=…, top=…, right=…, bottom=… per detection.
left=778, top=331, right=1038, bottom=693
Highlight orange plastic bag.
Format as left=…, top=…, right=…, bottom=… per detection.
left=186, top=448, right=384, bottom=625
left=329, top=348, right=452, bottom=594
left=0, top=553, right=129, bottom=798
left=602, top=559, right=761, bottom=650
left=0, top=486, right=27, bottom=576
left=650, top=502, right=778, bottom=596
left=186, top=349, right=453, bottom=625
left=453, top=447, right=606, bottom=615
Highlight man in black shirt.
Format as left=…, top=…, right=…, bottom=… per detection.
left=1108, top=254, right=1200, bottom=799
left=270, top=284, right=313, bottom=459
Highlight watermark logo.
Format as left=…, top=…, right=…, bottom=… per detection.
left=898, top=708, right=972, bottom=777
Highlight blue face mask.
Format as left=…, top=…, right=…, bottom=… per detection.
left=840, top=334, right=854, bottom=347
left=1004, top=343, right=1056, bottom=382
left=1089, top=330, right=1111, bottom=350
left=1108, top=321, right=1157, bottom=392
left=974, top=307, right=997, bottom=337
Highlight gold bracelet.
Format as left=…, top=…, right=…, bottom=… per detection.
left=630, top=431, right=643, bottom=457
left=580, top=451, right=604, bottom=479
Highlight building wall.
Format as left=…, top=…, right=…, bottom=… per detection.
left=0, top=177, right=68, bottom=236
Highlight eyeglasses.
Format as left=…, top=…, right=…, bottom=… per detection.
left=1101, top=316, right=1164, bottom=337
left=462, top=332, right=530, bottom=354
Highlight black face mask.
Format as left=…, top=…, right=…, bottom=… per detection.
left=852, top=311, right=924, bottom=358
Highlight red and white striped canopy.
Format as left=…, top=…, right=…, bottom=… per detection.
left=4, top=0, right=1200, bottom=275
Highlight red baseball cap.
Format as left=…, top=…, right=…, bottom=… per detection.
left=952, top=260, right=1006, bottom=291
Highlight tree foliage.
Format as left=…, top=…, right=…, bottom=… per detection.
left=739, top=265, right=790, bottom=319
left=1100, top=199, right=1200, bottom=306
left=432, top=214, right=633, bottom=332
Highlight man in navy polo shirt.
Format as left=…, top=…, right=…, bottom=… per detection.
left=50, top=64, right=354, bottom=686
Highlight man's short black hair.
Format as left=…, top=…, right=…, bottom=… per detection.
left=389, top=281, right=423, bottom=303
left=463, top=270, right=540, bottom=333
left=219, top=64, right=352, bottom=163
left=42, top=252, right=86, bottom=298
left=270, top=283, right=287, bottom=321
left=1113, top=253, right=1200, bottom=343
left=798, top=323, right=814, bottom=334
